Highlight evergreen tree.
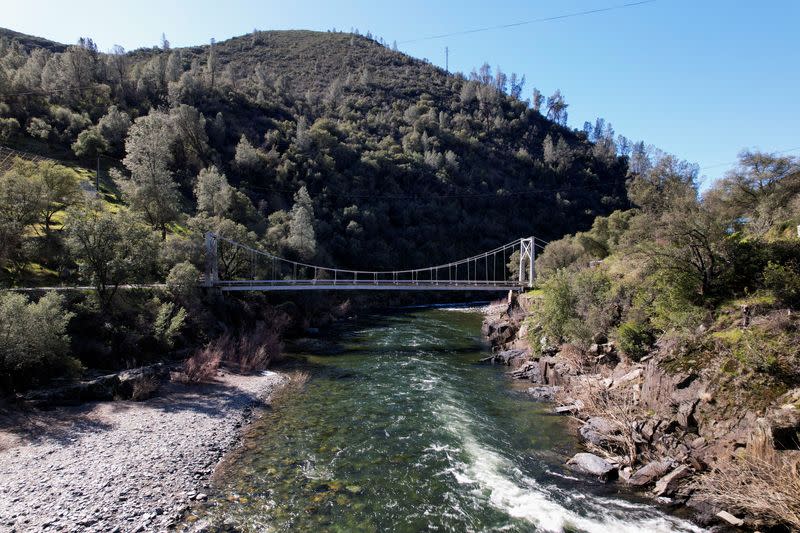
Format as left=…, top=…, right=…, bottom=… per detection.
left=287, top=186, right=316, bottom=260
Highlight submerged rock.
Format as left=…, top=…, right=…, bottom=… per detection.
left=566, top=453, right=618, bottom=482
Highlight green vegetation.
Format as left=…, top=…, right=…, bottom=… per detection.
left=0, top=292, right=79, bottom=392
left=527, top=147, right=799, bottom=393
left=0, top=27, right=797, bottom=398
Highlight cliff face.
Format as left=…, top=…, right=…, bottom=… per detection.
left=482, top=293, right=800, bottom=530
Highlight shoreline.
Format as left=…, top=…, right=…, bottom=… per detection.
left=0, top=369, right=288, bottom=533
left=480, top=292, right=800, bottom=531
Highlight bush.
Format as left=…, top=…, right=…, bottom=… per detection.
left=540, top=269, right=576, bottom=342
left=166, top=261, right=201, bottom=303
left=182, top=339, right=224, bottom=383
left=615, top=320, right=654, bottom=361
left=227, top=313, right=290, bottom=373
left=763, top=261, right=800, bottom=307
left=0, top=292, right=80, bottom=392
left=0, top=117, right=20, bottom=143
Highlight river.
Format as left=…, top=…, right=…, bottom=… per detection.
left=193, top=306, right=703, bottom=532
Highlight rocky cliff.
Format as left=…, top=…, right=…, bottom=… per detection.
left=483, top=292, right=800, bottom=531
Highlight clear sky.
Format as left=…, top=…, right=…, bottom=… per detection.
left=4, top=0, right=799, bottom=188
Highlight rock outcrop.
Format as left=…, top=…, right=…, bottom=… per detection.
left=566, top=453, right=618, bottom=482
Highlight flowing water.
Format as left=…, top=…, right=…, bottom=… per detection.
left=195, top=307, right=703, bottom=532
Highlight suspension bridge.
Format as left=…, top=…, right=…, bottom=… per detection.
left=204, top=233, right=547, bottom=292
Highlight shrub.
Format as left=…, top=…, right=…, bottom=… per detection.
left=540, top=269, right=576, bottom=342
left=166, top=261, right=201, bottom=303
left=153, top=301, right=187, bottom=348
left=226, top=310, right=291, bottom=373
left=0, top=292, right=80, bottom=392
left=616, top=320, right=654, bottom=361
left=534, top=236, right=587, bottom=280
left=0, top=117, right=20, bottom=143
left=763, top=261, right=800, bottom=307
left=131, top=375, right=161, bottom=401
left=182, top=339, right=224, bottom=383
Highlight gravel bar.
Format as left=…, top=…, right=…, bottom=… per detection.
left=0, top=370, right=288, bottom=533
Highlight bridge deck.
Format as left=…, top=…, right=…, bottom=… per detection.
left=216, top=280, right=523, bottom=292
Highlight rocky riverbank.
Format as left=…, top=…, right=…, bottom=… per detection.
left=482, top=292, right=800, bottom=531
left=0, top=369, right=288, bottom=533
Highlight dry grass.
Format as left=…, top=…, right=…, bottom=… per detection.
left=696, top=431, right=800, bottom=530
left=179, top=309, right=292, bottom=382
left=180, top=341, right=224, bottom=383
left=559, top=378, right=642, bottom=465
left=225, top=310, right=291, bottom=373
left=130, top=375, right=161, bottom=401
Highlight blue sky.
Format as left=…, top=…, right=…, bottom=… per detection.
left=4, top=0, right=799, bottom=188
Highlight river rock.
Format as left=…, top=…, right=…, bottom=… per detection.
left=566, top=453, right=618, bottom=482
left=579, top=417, right=620, bottom=448
left=653, top=464, right=692, bottom=497
left=627, top=460, right=674, bottom=487
left=526, top=386, right=561, bottom=402
left=481, top=349, right=527, bottom=367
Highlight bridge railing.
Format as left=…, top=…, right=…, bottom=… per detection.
left=205, top=233, right=547, bottom=291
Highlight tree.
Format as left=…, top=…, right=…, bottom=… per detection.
left=72, top=127, right=108, bottom=159
left=0, top=292, right=76, bottom=392
left=187, top=214, right=258, bottom=279
left=531, top=88, right=544, bottom=114
left=37, top=161, right=83, bottom=233
left=117, top=111, right=181, bottom=239
left=707, top=151, right=800, bottom=235
left=170, top=104, right=210, bottom=169
left=546, top=90, right=568, bottom=125
left=627, top=154, right=698, bottom=214
left=97, top=105, right=131, bottom=155
left=287, top=186, right=317, bottom=260
left=65, top=206, right=159, bottom=307
left=0, top=161, right=45, bottom=271
left=207, top=38, right=218, bottom=89
left=194, top=166, right=233, bottom=216
left=165, top=50, right=182, bottom=83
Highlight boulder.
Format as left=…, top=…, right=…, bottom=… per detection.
left=526, top=386, right=561, bottom=402
left=627, top=460, right=674, bottom=487
left=509, top=360, right=540, bottom=380
left=764, top=401, right=800, bottom=450
left=610, top=368, right=643, bottom=389
left=566, top=453, right=618, bottom=482
left=579, top=417, right=621, bottom=448
left=715, top=510, right=744, bottom=527
left=116, top=364, right=168, bottom=400
left=652, top=464, right=692, bottom=497
left=24, top=374, right=120, bottom=407
left=554, top=400, right=584, bottom=414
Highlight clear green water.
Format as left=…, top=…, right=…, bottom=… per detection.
left=196, top=307, right=703, bottom=532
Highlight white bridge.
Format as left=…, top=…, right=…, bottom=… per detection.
left=204, top=233, right=546, bottom=292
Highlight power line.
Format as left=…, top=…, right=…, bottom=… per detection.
left=399, top=0, right=657, bottom=44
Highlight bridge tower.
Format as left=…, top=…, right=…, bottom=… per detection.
left=204, top=232, right=219, bottom=287
left=519, top=237, right=535, bottom=288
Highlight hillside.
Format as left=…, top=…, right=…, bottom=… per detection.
left=0, top=28, right=629, bottom=271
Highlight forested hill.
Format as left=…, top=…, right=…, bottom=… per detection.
left=0, top=28, right=631, bottom=270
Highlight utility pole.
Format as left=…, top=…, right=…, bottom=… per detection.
left=445, top=46, right=449, bottom=73
left=96, top=156, right=100, bottom=197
